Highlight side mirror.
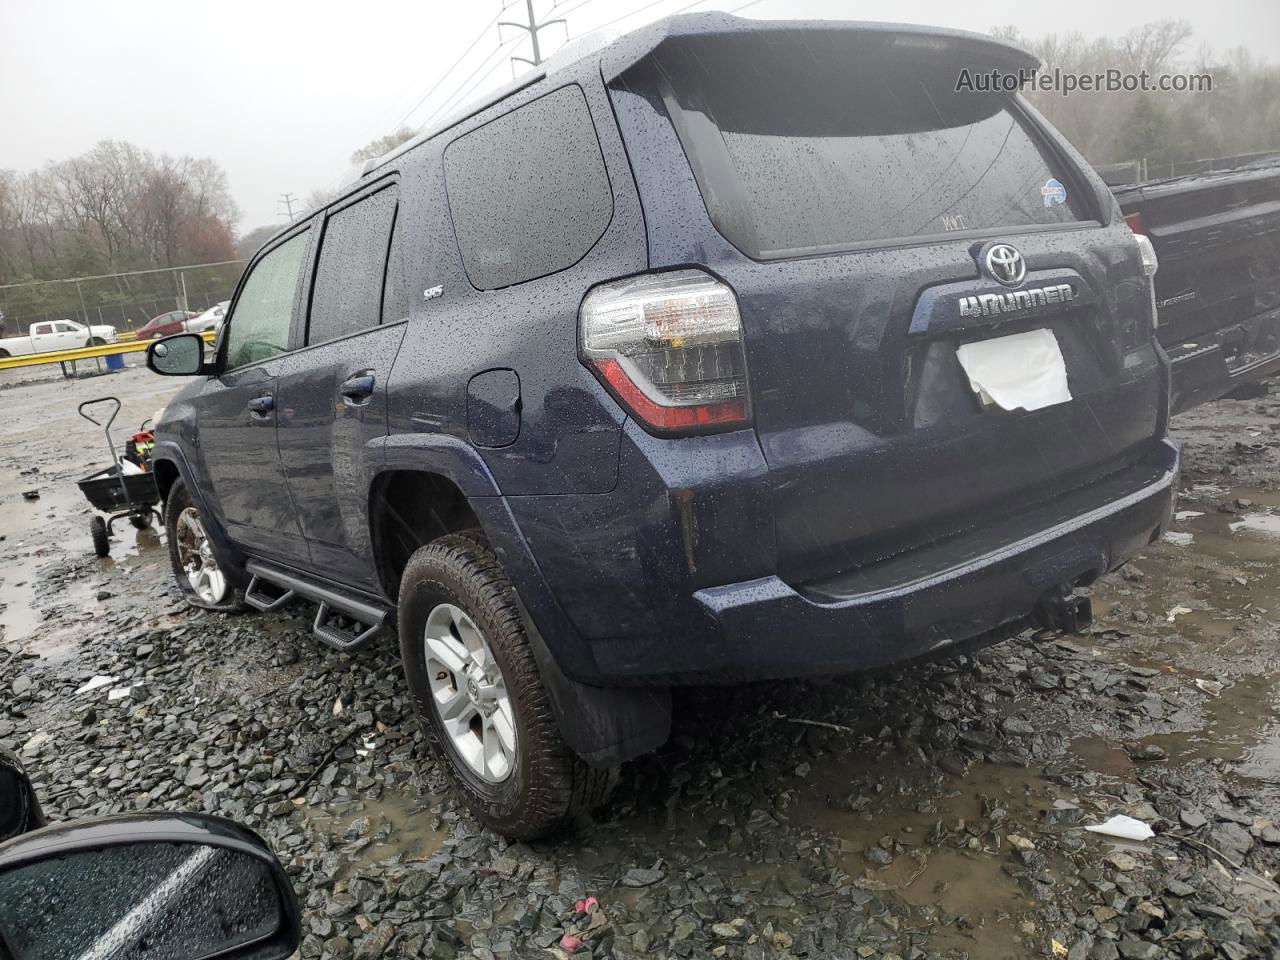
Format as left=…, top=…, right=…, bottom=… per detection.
left=147, top=333, right=207, bottom=376
left=0, top=814, right=300, bottom=960
left=0, top=748, right=44, bottom=843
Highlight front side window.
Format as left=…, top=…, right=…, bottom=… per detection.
left=307, top=186, right=398, bottom=345
left=444, top=85, right=613, bottom=289
left=224, top=231, right=309, bottom=370
left=54, top=323, right=76, bottom=333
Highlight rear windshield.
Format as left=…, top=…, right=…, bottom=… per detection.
left=624, top=33, right=1089, bottom=259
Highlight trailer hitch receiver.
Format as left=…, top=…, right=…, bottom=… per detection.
left=1034, top=588, right=1093, bottom=634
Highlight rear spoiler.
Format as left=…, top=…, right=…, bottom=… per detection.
left=599, top=12, right=1039, bottom=83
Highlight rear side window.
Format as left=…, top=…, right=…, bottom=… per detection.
left=625, top=33, right=1089, bottom=259
left=224, top=231, right=309, bottom=370
left=308, top=185, right=398, bottom=344
left=444, top=85, right=613, bottom=289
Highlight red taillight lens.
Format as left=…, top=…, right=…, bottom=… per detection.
left=1124, top=211, right=1145, bottom=235
left=579, top=270, right=750, bottom=435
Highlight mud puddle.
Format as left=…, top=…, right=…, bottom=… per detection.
left=784, top=754, right=1076, bottom=958
left=0, top=466, right=161, bottom=647
left=303, top=790, right=448, bottom=872
left=1072, top=672, right=1280, bottom=786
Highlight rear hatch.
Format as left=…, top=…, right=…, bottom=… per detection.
left=607, top=19, right=1168, bottom=588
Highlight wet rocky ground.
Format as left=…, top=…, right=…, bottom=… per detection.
left=2, top=366, right=1278, bottom=959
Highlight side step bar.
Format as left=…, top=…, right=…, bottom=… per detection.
left=244, top=559, right=390, bottom=652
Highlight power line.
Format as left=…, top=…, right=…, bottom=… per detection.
left=552, top=0, right=602, bottom=21
left=588, top=0, right=678, bottom=34
left=385, top=5, right=508, bottom=135
left=419, top=33, right=527, bottom=131
left=277, top=193, right=298, bottom=219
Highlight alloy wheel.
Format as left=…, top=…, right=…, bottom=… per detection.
left=423, top=603, right=517, bottom=783
left=174, top=507, right=228, bottom=604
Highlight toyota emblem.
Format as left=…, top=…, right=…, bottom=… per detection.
left=982, top=243, right=1027, bottom=287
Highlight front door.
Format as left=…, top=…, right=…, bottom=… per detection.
left=194, top=228, right=312, bottom=563
left=275, top=182, right=403, bottom=589
left=53, top=322, right=85, bottom=349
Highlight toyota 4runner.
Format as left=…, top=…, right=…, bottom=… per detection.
left=144, top=14, right=1178, bottom=838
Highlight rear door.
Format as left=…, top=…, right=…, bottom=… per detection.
left=611, top=27, right=1166, bottom=584
left=29, top=323, right=56, bottom=353
left=274, top=180, right=405, bottom=589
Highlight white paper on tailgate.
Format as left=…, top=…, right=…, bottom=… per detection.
left=954, top=328, right=1072, bottom=412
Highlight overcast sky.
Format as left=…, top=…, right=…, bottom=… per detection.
left=4, top=0, right=1278, bottom=231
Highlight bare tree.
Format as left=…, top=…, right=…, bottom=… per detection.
left=1117, top=20, right=1193, bottom=76
left=350, top=127, right=416, bottom=166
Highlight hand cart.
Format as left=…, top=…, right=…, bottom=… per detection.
left=76, top=397, right=163, bottom=557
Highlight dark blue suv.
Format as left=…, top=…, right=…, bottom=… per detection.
left=145, top=14, right=1177, bottom=837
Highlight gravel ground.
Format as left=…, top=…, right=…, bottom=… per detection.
left=1, top=366, right=1278, bottom=960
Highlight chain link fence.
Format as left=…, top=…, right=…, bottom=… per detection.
left=0, top=261, right=244, bottom=336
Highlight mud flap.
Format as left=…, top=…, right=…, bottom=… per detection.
left=511, top=595, right=671, bottom=768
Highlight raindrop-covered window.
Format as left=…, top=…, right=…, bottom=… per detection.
left=444, top=84, right=613, bottom=289
left=621, top=32, right=1091, bottom=260
left=307, top=184, right=399, bottom=345
left=223, top=230, right=309, bottom=370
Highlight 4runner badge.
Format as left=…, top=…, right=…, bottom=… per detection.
left=959, top=282, right=1076, bottom=319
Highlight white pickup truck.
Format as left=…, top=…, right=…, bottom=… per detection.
left=0, top=319, right=118, bottom=358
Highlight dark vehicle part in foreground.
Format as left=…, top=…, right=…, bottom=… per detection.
left=144, top=14, right=1176, bottom=838
left=75, top=396, right=162, bottom=557
left=0, top=758, right=301, bottom=960
left=1115, top=162, right=1280, bottom=412
left=0, top=748, right=44, bottom=844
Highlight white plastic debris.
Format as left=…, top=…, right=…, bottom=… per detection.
left=74, top=675, right=118, bottom=694
left=1194, top=678, right=1224, bottom=697
left=107, top=685, right=136, bottom=701
left=1166, top=605, right=1193, bottom=622
left=1085, top=815, right=1155, bottom=841
left=1164, top=531, right=1194, bottom=546
left=1173, top=510, right=1203, bottom=521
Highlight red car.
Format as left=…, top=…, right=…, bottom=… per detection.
left=135, top=309, right=197, bottom=340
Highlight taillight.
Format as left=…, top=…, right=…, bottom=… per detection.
left=1134, top=233, right=1159, bottom=279
left=1127, top=219, right=1160, bottom=331
left=579, top=270, right=750, bottom=435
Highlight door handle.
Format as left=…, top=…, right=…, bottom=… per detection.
left=247, top=395, right=274, bottom=416
left=339, top=372, right=376, bottom=404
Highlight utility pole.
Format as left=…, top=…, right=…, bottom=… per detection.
left=500, top=0, right=565, bottom=70
left=278, top=193, right=298, bottom=220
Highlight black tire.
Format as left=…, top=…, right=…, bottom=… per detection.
left=87, top=337, right=106, bottom=347
left=0, top=349, right=9, bottom=358
left=399, top=534, right=616, bottom=838
left=90, top=517, right=109, bottom=558
left=165, top=479, right=244, bottom=612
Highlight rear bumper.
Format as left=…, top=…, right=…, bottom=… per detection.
left=1167, top=306, right=1280, bottom=413
left=688, top=439, right=1178, bottom=679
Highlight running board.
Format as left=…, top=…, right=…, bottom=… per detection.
left=244, top=559, right=389, bottom=652
left=243, top=574, right=295, bottom=612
